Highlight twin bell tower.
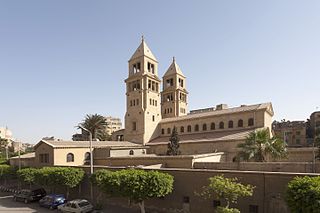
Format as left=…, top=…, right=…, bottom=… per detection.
left=125, top=37, right=188, bottom=144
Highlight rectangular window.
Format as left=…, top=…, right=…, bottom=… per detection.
left=148, top=62, right=155, bottom=73
left=249, top=205, right=259, bottom=213
left=40, top=153, right=49, bottom=163
left=296, top=139, right=301, bottom=144
left=132, top=122, right=137, bottom=131
left=136, top=99, right=139, bottom=106
left=152, top=115, right=155, bottom=122
left=296, top=131, right=301, bottom=135
left=183, top=196, right=190, bottom=203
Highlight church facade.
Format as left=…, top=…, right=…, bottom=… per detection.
left=121, top=38, right=274, bottom=156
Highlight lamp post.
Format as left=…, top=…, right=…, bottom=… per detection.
left=77, top=125, right=93, bottom=175
left=77, top=125, right=93, bottom=201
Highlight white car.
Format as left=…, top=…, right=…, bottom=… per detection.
left=57, top=199, right=94, bottom=213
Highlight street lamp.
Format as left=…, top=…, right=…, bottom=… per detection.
left=77, top=125, right=94, bottom=201
left=77, top=125, right=93, bottom=175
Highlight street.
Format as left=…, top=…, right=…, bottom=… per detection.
left=0, top=192, right=140, bottom=213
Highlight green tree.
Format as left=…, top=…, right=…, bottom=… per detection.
left=79, top=114, right=108, bottom=140
left=237, top=128, right=287, bottom=162
left=0, top=165, right=16, bottom=185
left=167, top=127, right=181, bottom=155
left=197, top=175, right=254, bottom=213
left=0, top=137, right=9, bottom=160
left=92, top=169, right=174, bottom=213
left=286, top=176, right=320, bottom=213
left=17, top=168, right=38, bottom=189
left=35, top=167, right=84, bottom=198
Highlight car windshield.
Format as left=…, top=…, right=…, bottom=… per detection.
left=78, top=201, right=90, bottom=207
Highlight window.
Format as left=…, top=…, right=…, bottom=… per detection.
left=228, top=120, right=234, bottom=128
left=179, top=78, right=184, bottom=87
left=161, top=128, right=165, bottom=134
left=180, top=126, right=184, bottom=133
left=211, top=122, right=215, bottom=130
left=248, top=118, right=254, bottom=126
left=183, top=196, right=190, bottom=203
left=219, top=122, right=224, bottom=129
left=136, top=99, right=139, bottom=106
left=296, top=131, right=301, bottom=135
left=296, top=139, right=301, bottom=144
left=39, top=153, right=49, bottom=163
left=166, top=78, right=174, bottom=87
left=129, top=150, right=134, bottom=155
left=202, top=124, right=207, bottom=131
left=67, top=153, right=74, bottom=162
left=167, top=128, right=171, bottom=134
left=187, top=125, right=192, bottom=132
left=132, top=122, right=137, bottom=131
left=195, top=124, right=199, bottom=132
left=238, top=119, right=243, bottom=127
left=249, top=205, right=259, bottom=213
left=133, top=62, right=141, bottom=74
left=147, top=62, right=155, bottom=73
left=152, top=115, right=155, bottom=122
left=84, top=152, right=90, bottom=161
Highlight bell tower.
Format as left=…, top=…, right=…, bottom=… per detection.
left=124, top=37, right=161, bottom=144
left=161, top=57, right=188, bottom=118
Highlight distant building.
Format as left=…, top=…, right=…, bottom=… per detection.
left=72, top=116, right=122, bottom=141
left=310, top=111, right=320, bottom=138
left=105, top=116, right=122, bottom=135
left=272, top=120, right=308, bottom=147
left=0, top=127, right=13, bottom=140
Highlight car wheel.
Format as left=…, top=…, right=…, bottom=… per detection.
left=24, top=199, right=28, bottom=204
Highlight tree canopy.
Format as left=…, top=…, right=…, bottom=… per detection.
left=237, top=128, right=287, bottom=162
left=167, top=126, right=181, bottom=155
left=79, top=114, right=108, bottom=140
left=91, top=169, right=174, bottom=213
left=197, top=175, right=254, bottom=213
left=286, top=176, right=320, bottom=213
left=17, top=168, right=38, bottom=188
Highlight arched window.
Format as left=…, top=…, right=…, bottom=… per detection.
left=211, top=122, right=215, bottom=130
left=84, top=152, right=90, bottom=161
left=219, top=122, right=224, bottom=129
left=161, top=128, right=164, bottom=134
left=202, top=124, right=207, bottom=131
left=238, top=119, right=243, bottom=127
left=129, top=150, right=134, bottom=155
left=195, top=124, right=199, bottom=132
left=67, top=153, right=74, bottom=162
left=228, top=121, right=234, bottom=128
left=167, top=128, right=171, bottom=134
left=180, top=126, right=184, bottom=133
left=187, top=125, right=192, bottom=132
left=248, top=118, right=254, bottom=126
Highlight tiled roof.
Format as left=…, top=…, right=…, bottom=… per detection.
left=160, top=102, right=273, bottom=124
left=163, top=58, right=185, bottom=77
left=129, top=39, right=157, bottom=62
left=35, top=140, right=144, bottom=149
left=148, top=128, right=256, bottom=145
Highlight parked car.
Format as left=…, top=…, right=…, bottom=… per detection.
left=13, top=188, right=46, bottom=203
left=39, top=194, right=66, bottom=209
left=57, top=199, right=94, bottom=213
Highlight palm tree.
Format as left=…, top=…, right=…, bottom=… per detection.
left=237, top=128, right=287, bottom=162
left=79, top=114, right=108, bottom=140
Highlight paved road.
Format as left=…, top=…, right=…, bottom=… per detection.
left=0, top=192, right=139, bottom=213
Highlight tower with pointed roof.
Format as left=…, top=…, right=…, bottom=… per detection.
left=124, top=37, right=162, bottom=144
left=161, top=57, right=188, bottom=118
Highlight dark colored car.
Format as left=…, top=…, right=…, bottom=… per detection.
left=39, top=194, right=66, bottom=209
left=13, top=188, right=46, bottom=203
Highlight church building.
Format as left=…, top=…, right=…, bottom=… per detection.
left=119, top=37, right=274, bottom=158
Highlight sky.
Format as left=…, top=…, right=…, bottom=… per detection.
left=1, top=1, right=320, bottom=144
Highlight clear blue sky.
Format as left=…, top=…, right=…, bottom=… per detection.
left=1, top=1, right=319, bottom=143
